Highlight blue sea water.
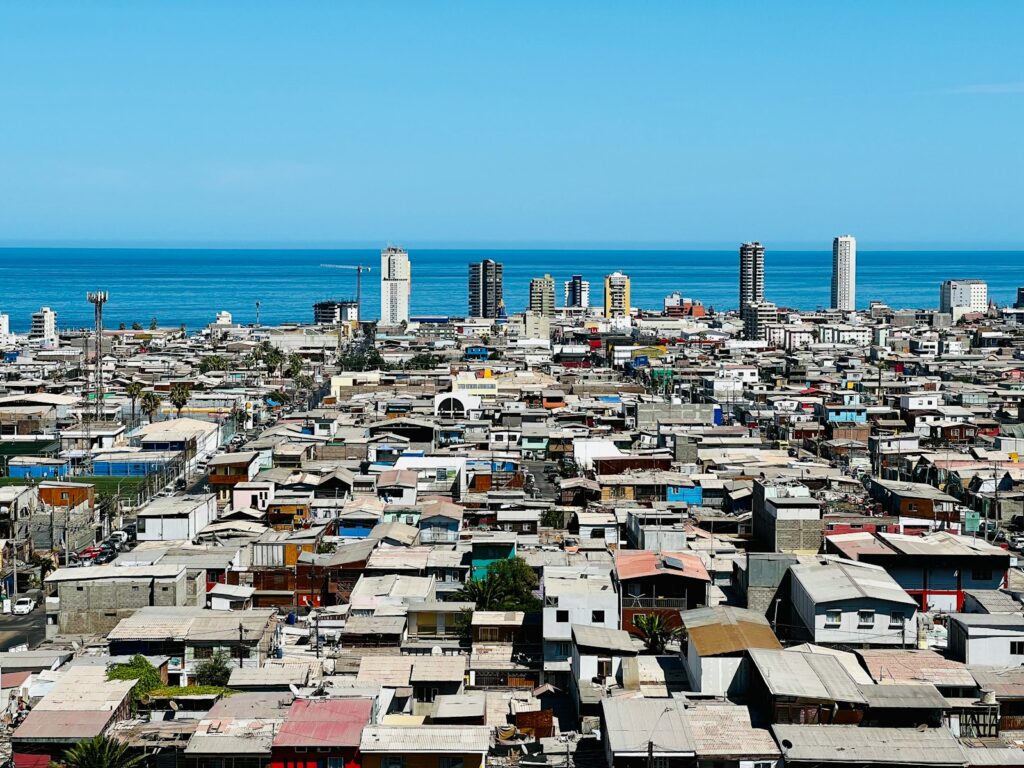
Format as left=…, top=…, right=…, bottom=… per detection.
left=0, top=248, right=1021, bottom=333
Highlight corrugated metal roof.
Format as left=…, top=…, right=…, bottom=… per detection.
left=682, top=606, right=782, bottom=657
left=686, top=705, right=779, bottom=758
left=359, top=725, right=490, bottom=754
left=409, top=656, right=467, bottom=683
left=772, top=724, right=965, bottom=766
left=615, top=550, right=710, bottom=582
left=857, top=649, right=976, bottom=689
left=601, top=698, right=695, bottom=755
left=272, top=698, right=373, bottom=748
left=791, top=558, right=917, bottom=606
left=571, top=624, right=638, bottom=655
left=750, top=649, right=866, bottom=704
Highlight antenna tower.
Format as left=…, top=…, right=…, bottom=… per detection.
left=87, top=291, right=108, bottom=421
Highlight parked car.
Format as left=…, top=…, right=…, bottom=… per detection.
left=13, top=597, right=36, bottom=615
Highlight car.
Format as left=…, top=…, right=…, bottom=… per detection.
left=12, top=597, right=36, bottom=615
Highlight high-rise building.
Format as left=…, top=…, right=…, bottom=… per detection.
left=380, top=247, right=411, bottom=326
left=314, top=300, right=358, bottom=325
left=831, top=235, right=856, bottom=311
left=939, top=279, right=988, bottom=316
left=468, top=259, right=504, bottom=318
left=742, top=301, right=778, bottom=341
left=603, top=271, right=631, bottom=318
left=30, top=306, right=57, bottom=347
left=563, top=274, right=590, bottom=309
left=529, top=274, right=555, bottom=317
left=739, top=241, right=765, bottom=313
left=1014, top=287, right=1024, bottom=310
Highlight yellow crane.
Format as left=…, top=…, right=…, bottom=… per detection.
left=320, top=263, right=371, bottom=323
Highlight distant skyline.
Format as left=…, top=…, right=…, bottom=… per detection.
left=2, top=2, right=1024, bottom=248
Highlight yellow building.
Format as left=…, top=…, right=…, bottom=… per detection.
left=604, top=271, right=631, bottom=318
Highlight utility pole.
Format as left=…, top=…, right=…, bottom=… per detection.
left=314, top=610, right=320, bottom=659
left=87, top=291, right=108, bottom=422
left=238, top=621, right=245, bottom=668
left=647, top=738, right=653, bottom=768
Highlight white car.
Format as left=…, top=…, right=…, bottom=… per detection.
left=12, top=597, right=36, bottom=615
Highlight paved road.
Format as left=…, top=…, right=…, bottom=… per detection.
left=0, top=597, right=46, bottom=650
left=523, top=459, right=560, bottom=500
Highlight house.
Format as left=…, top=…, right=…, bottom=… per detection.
left=208, top=582, right=255, bottom=611
left=855, top=649, right=978, bottom=698
left=825, top=531, right=1009, bottom=611
left=869, top=478, right=961, bottom=528
left=44, top=563, right=194, bottom=635
left=11, top=667, right=136, bottom=768
left=377, top=468, right=419, bottom=505
left=185, top=692, right=289, bottom=766
left=600, top=698, right=780, bottom=768
left=614, top=550, right=710, bottom=636
left=948, top=613, right=1024, bottom=667
left=680, top=605, right=782, bottom=696
left=136, top=494, right=216, bottom=541
left=574, top=511, right=619, bottom=546
left=358, top=725, right=491, bottom=768
left=409, top=655, right=467, bottom=716
left=569, top=624, right=638, bottom=715
left=207, top=451, right=262, bottom=504
left=106, top=606, right=279, bottom=685
left=469, top=532, right=516, bottom=580
left=418, top=498, right=464, bottom=544
left=789, top=557, right=917, bottom=646
left=404, top=600, right=474, bottom=653
left=270, top=698, right=373, bottom=768
left=542, top=567, right=619, bottom=683
left=752, top=479, right=824, bottom=554
left=748, top=648, right=868, bottom=725
left=772, top=725, right=968, bottom=768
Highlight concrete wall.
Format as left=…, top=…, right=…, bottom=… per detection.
left=56, top=572, right=188, bottom=634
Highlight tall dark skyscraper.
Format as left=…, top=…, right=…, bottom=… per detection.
left=468, top=259, right=504, bottom=318
left=739, top=241, right=765, bottom=312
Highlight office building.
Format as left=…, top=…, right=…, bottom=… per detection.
left=313, top=300, right=358, bottom=325
left=1014, top=287, right=1024, bottom=310
left=30, top=306, right=58, bottom=347
left=831, top=235, right=856, bottom=311
left=739, top=241, right=765, bottom=313
left=563, top=274, right=590, bottom=309
left=939, top=279, right=988, bottom=318
left=742, top=301, right=778, bottom=341
left=468, top=259, right=504, bottom=318
left=528, top=274, right=556, bottom=317
left=380, top=247, right=411, bottom=326
left=0, top=313, right=9, bottom=342
left=604, top=271, right=631, bottom=319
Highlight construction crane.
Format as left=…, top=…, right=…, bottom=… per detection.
left=320, top=263, right=371, bottom=323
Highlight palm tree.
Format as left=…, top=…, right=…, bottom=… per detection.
left=455, top=574, right=506, bottom=611
left=633, top=612, right=680, bottom=654
left=57, top=735, right=144, bottom=768
left=140, top=391, right=162, bottom=423
left=168, top=383, right=190, bottom=419
left=125, top=381, right=144, bottom=427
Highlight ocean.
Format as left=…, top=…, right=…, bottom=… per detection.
left=0, top=248, right=1021, bottom=333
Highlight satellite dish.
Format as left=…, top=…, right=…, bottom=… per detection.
left=289, top=684, right=301, bottom=697
left=431, top=646, right=443, bottom=656
left=169, top=700, right=179, bottom=711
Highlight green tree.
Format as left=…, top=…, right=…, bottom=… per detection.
left=168, top=383, right=190, bottom=419
left=259, top=342, right=285, bottom=375
left=131, top=321, right=142, bottom=331
left=540, top=508, right=563, bottom=528
left=107, top=654, right=161, bottom=704
left=125, top=381, right=144, bottom=426
left=149, top=317, right=158, bottom=330
left=198, top=355, right=229, bottom=374
left=194, top=650, right=233, bottom=686
left=118, top=322, right=126, bottom=331
left=456, top=557, right=541, bottom=612
left=140, top=391, right=162, bottom=423
left=405, top=352, right=442, bottom=370
left=57, top=735, right=144, bottom=768
left=285, top=354, right=303, bottom=378
left=632, top=612, right=680, bottom=654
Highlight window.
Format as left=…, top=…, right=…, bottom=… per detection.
left=194, top=647, right=213, bottom=659
left=327, top=759, right=346, bottom=768
left=556, top=610, right=569, bottom=623
left=858, top=609, right=875, bottom=628
left=545, top=595, right=559, bottom=607
left=889, top=612, right=904, bottom=628
left=972, top=567, right=993, bottom=582
left=434, top=469, right=447, bottom=482
left=824, top=609, right=842, bottom=628
left=440, top=758, right=464, bottom=768
left=652, top=757, right=670, bottom=768
left=137, top=518, right=147, bottom=533
left=597, top=658, right=612, bottom=678
left=1012, top=641, right=1024, bottom=656
left=382, top=758, right=405, bottom=768
left=479, top=627, right=499, bottom=642
left=592, top=610, right=605, bottom=623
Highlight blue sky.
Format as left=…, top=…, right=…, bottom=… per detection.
left=1, top=1, right=1022, bottom=248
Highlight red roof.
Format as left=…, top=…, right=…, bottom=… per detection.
left=272, top=698, right=373, bottom=748
left=614, top=550, right=710, bottom=582
left=1, top=671, right=31, bottom=689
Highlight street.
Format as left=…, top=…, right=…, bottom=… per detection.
left=0, top=597, right=46, bottom=651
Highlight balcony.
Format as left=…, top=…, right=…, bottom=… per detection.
left=623, top=596, right=690, bottom=609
